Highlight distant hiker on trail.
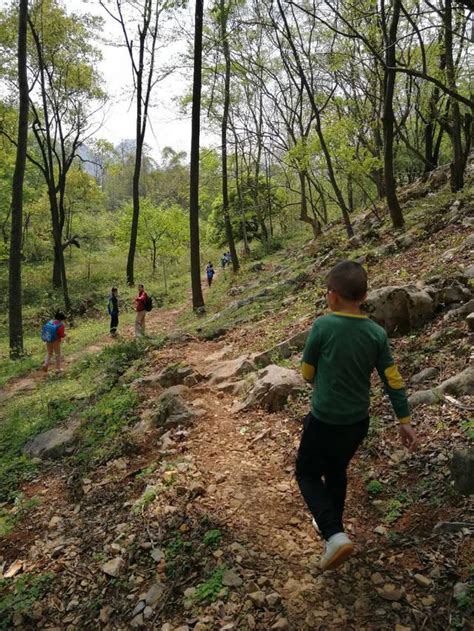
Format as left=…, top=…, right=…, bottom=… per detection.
left=220, top=253, right=227, bottom=270
left=107, top=287, right=119, bottom=337
left=297, top=261, right=417, bottom=572
left=41, top=311, right=66, bottom=373
left=134, top=284, right=149, bottom=338
left=206, top=262, right=215, bottom=287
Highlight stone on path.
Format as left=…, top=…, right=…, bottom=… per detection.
left=154, top=389, right=196, bottom=429
left=408, top=390, right=438, bottom=408
left=240, top=364, right=305, bottom=412
left=413, top=574, right=432, bottom=588
left=145, top=582, right=164, bottom=607
left=377, top=583, right=404, bottom=601
left=410, top=367, right=439, bottom=384
left=208, top=355, right=256, bottom=385
left=248, top=591, right=266, bottom=607
left=156, top=363, right=201, bottom=388
left=22, top=421, right=80, bottom=459
left=450, top=449, right=474, bottom=495
left=253, top=330, right=310, bottom=368
left=222, top=569, right=243, bottom=587
left=101, top=557, right=124, bottom=577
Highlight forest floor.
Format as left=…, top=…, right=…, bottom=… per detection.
left=0, top=184, right=473, bottom=630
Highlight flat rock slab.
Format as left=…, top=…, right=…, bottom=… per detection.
left=241, top=364, right=306, bottom=412
left=22, top=421, right=80, bottom=459
left=208, top=355, right=256, bottom=385
left=411, top=367, right=439, bottom=384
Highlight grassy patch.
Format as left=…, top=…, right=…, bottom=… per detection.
left=366, top=479, right=384, bottom=496
left=192, top=566, right=227, bottom=604
left=0, top=336, right=157, bottom=501
left=0, top=572, right=53, bottom=630
left=0, top=377, right=92, bottom=501
left=132, top=487, right=158, bottom=515
left=384, top=499, right=404, bottom=524
left=74, top=386, right=139, bottom=467
left=203, top=529, right=222, bottom=547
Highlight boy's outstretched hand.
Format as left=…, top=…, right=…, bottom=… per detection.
left=399, top=424, right=417, bottom=450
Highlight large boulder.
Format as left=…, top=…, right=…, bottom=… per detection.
left=208, top=355, right=256, bottom=385
left=241, top=364, right=306, bottom=412
left=362, top=286, right=436, bottom=335
left=154, top=389, right=196, bottom=429
left=431, top=279, right=472, bottom=306
left=451, top=450, right=474, bottom=495
left=22, top=421, right=80, bottom=459
left=156, top=363, right=201, bottom=388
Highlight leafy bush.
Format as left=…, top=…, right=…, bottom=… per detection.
left=203, top=529, right=222, bottom=547
left=366, top=479, right=384, bottom=496
left=0, top=572, right=53, bottom=630
left=192, top=566, right=226, bottom=604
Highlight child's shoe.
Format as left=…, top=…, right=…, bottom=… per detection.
left=319, top=532, right=354, bottom=571
left=312, top=518, right=321, bottom=537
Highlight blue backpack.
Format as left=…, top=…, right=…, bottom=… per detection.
left=41, top=320, right=61, bottom=343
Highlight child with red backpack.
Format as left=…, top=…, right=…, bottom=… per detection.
left=41, top=311, right=66, bottom=372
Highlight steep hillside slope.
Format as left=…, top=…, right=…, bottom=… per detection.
left=0, top=177, right=473, bottom=630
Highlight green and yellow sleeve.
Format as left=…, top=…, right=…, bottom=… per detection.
left=376, top=336, right=411, bottom=423
left=301, top=321, right=320, bottom=384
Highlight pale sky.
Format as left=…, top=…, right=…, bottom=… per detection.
left=0, top=0, right=218, bottom=161
left=75, top=0, right=206, bottom=161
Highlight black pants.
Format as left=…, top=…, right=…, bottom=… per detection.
left=295, top=413, right=369, bottom=540
left=110, top=314, right=119, bottom=333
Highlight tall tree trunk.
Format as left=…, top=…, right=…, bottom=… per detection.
left=253, top=92, right=269, bottom=242
left=127, top=102, right=144, bottom=285
left=189, top=0, right=205, bottom=310
left=444, top=0, right=464, bottom=191
left=219, top=0, right=239, bottom=272
left=9, top=0, right=28, bottom=359
left=299, top=171, right=320, bottom=238
left=233, top=135, right=250, bottom=254
left=382, top=0, right=404, bottom=228
left=49, top=189, right=71, bottom=311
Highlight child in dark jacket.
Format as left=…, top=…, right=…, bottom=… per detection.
left=108, top=287, right=119, bottom=336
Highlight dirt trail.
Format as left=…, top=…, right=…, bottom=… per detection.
left=0, top=298, right=185, bottom=406
left=1, top=277, right=470, bottom=629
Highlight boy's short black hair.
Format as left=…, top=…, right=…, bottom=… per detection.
left=326, top=260, right=368, bottom=301
left=111, top=287, right=118, bottom=293
left=55, top=311, right=66, bottom=321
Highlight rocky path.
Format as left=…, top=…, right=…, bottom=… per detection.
left=1, top=284, right=473, bottom=629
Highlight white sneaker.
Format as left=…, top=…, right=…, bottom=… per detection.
left=319, top=532, right=354, bottom=571
left=312, top=518, right=321, bottom=536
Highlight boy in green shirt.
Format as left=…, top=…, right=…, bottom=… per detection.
left=297, top=260, right=417, bottom=571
